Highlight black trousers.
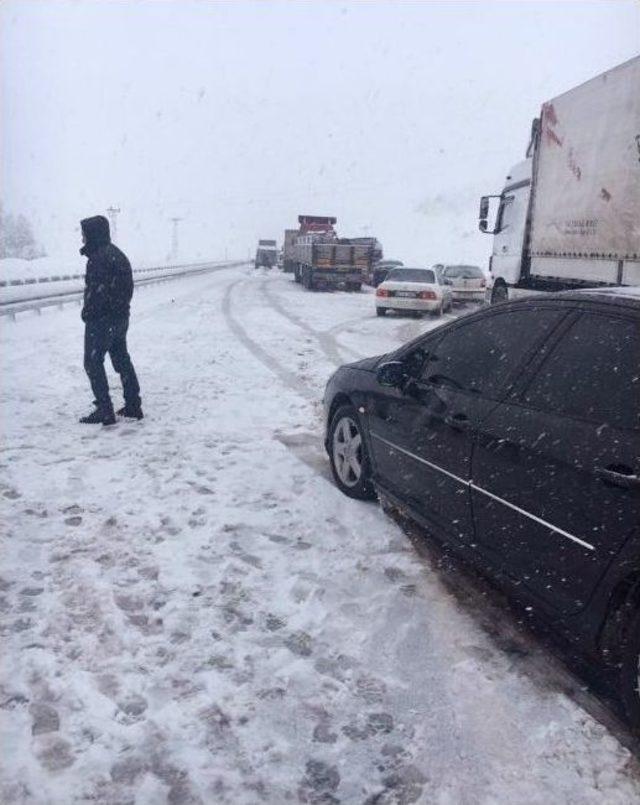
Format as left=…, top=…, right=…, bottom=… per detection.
left=84, top=316, right=141, bottom=412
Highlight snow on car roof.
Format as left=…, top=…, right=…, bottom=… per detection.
left=558, top=286, right=640, bottom=302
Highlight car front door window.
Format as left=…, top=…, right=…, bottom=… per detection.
left=421, top=307, right=564, bottom=399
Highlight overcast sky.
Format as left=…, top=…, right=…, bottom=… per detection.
left=1, top=0, right=638, bottom=267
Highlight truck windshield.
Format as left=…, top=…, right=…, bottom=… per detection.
left=387, top=269, right=435, bottom=283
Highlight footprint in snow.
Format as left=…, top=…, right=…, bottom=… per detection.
left=30, top=702, right=60, bottom=736
left=284, top=630, right=313, bottom=657
left=36, top=737, right=75, bottom=771
left=115, top=694, right=148, bottom=723
left=384, top=567, right=406, bottom=582
left=264, top=614, right=286, bottom=632
left=355, top=675, right=387, bottom=704
left=298, top=760, right=341, bottom=803
left=341, top=712, right=394, bottom=742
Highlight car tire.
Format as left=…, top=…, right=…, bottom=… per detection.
left=328, top=405, right=376, bottom=501
left=618, top=607, right=640, bottom=730
left=432, top=301, right=444, bottom=317
left=376, top=307, right=387, bottom=317
left=491, top=281, right=508, bottom=304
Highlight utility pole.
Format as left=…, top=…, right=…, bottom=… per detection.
left=106, top=206, right=121, bottom=240
left=170, top=217, right=182, bottom=262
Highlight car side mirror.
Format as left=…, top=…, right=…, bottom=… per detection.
left=376, top=361, right=406, bottom=388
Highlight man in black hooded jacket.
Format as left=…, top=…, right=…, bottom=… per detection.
left=79, top=215, right=143, bottom=425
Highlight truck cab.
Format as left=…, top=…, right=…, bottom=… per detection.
left=485, top=158, right=532, bottom=302
left=479, top=57, right=640, bottom=304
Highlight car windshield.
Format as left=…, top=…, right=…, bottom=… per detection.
left=444, top=265, right=484, bottom=279
left=387, top=268, right=435, bottom=283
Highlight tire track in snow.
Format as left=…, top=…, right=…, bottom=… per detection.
left=222, top=277, right=317, bottom=402
left=260, top=277, right=366, bottom=365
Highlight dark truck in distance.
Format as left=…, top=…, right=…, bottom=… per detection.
left=291, top=215, right=375, bottom=291
left=282, top=229, right=298, bottom=273
left=371, top=259, right=404, bottom=287
left=254, top=239, right=278, bottom=269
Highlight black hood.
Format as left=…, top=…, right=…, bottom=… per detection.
left=80, top=215, right=111, bottom=256
left=346, top=355, right=384, bottom=372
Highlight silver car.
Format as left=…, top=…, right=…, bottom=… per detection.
left=440, top=264, right=486, bottom=303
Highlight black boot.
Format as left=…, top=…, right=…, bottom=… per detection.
left=80, top=407, right=116, bottom=426
left=116, top=404, right=144, bottom=420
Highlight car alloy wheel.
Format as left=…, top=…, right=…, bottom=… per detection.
left=333, top=416, right=362, bottom=486
left=328, top=405, right=376, bottom=500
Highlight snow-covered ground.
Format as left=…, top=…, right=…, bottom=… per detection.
left=1, top=265, right=639, bottom=804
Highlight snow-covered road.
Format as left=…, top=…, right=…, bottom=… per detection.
left=2, top=266, right=639, bottom=804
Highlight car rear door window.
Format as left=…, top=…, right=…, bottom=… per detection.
left=421, top=307, right=563, bottom=399
left=522, top=312, right=639, bottom=430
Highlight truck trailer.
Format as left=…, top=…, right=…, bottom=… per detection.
left=291, top=216, right=374, bottom=291
left=479, top=56, right=640, bottom=303
left=254, top=239, right=278, bottom=269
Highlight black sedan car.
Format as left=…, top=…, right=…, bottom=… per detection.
left=323, top=289, right=640, bottom=726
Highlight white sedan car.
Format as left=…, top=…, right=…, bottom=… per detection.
left=440, top=264, right=486, bottom=303
left=375, top=267, right=453, bottom=317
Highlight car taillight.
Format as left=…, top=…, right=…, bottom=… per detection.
left=419, top=290, right=436, bottom=300
left=376, top=288, right=390, bottom=297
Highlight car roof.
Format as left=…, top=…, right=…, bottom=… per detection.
left=546, top=286, right=640, bottom=309
left=388, top=266, right=433, bottom=273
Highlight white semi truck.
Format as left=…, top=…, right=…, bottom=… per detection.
left=479, top=56, right=640, bottom=303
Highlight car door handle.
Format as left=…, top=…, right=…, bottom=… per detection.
left=595, top=465, right=640, bottom=490
left=444, top=413, right=471, bottom=431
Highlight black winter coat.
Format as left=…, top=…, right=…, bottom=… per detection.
left=80, top=215, right=134, bottom=322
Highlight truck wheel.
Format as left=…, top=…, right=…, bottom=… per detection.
left=376, top=307, right=387, bottom=317
left=491, top=281, right=508, bottom=304
left=328, top=405, right=376, bottom=501
left=347, top=282, right=362, bottom=292
left=294, top=266, right=301, bottom=283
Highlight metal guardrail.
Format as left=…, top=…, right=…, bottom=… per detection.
left=0, top=259, right=237, bottom=288
left=0, top=260, right=246, bottom=319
